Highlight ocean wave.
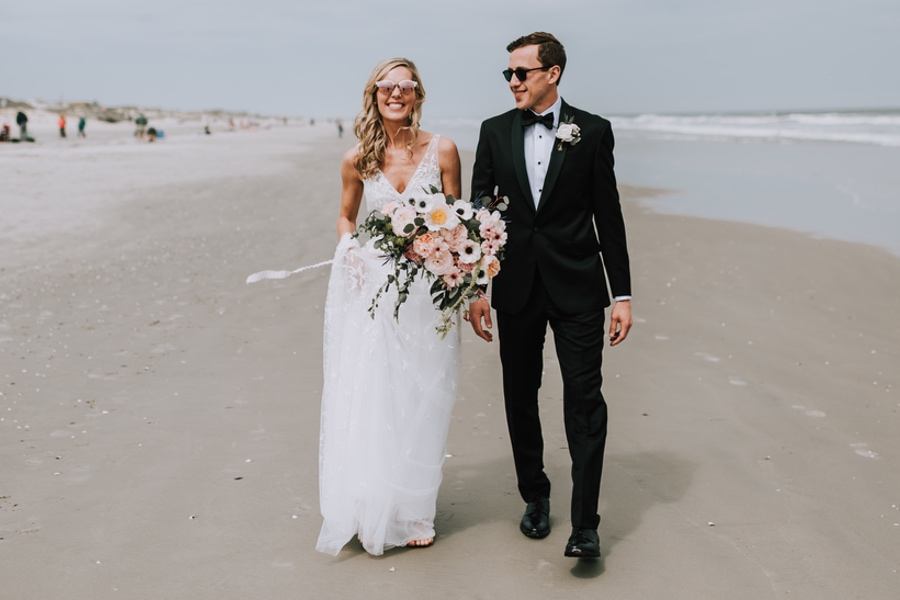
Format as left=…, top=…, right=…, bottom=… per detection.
left=611, top=112, right=900, bottom=147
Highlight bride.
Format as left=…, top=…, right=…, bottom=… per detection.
left=316, top=57, right=463, bottom=556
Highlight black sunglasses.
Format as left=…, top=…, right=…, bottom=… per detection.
left=502, top=65, right=552, bottom=83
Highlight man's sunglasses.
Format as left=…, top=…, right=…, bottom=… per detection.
left=502, top=66, right=551, bottom=83
left=375, top=80, right=418, bottom=94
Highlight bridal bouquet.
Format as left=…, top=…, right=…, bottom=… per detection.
left=355, top=186, right=508, bottom=337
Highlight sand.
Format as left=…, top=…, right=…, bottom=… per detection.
left=1, top=127, right=898, bottom=599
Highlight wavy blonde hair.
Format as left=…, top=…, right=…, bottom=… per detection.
left=354, top=57, right=426, bottom=179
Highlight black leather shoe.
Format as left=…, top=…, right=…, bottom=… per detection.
left=520, top=497, right=550, bottom=539
left=564, top=527, right=601, bottom=558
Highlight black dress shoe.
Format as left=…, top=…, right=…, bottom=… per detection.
left=564, top=527, right=601, bottom=558
left=520, top=497, right=550, bottom=539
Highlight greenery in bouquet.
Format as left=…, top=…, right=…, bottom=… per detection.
left=353, top=185, right=508, bottom=336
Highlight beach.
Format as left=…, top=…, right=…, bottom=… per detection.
left=1, top=122, right=899, bottom=599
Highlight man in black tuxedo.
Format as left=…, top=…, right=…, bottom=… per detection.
left=468, top=32, right=633, bottom=559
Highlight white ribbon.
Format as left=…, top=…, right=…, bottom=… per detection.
left=245, top=259, right=333, bottom=284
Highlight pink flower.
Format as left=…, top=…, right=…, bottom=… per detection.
left=479, top=218, right=505, bottom=240
left=404, top=246, right=423, bottom=264
left=457, top=260, right=476, bottom=273
left=391, top=206, right=417, bottom=237
left=442, top=268, right=464, bottom=288
left=424, top=249, right=454, bottom=276
left=481, top=240, right=500, bottom=256
left=440, top=224, right=469, bottom=252
left=477, top=209, right=502, bottom=227
left=432, top=238, right=450, bottom=255
left=413, top=232, right=439, bottom=257
left=481, top=254, right=501, bottom=279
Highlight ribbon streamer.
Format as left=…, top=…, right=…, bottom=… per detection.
left=245, top=259, right=333, bottom=284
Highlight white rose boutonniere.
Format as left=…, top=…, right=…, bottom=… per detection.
left=555, top=117, right=581, bottom=151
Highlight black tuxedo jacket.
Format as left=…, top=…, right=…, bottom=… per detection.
left=471, top=99, right=631, bottom=315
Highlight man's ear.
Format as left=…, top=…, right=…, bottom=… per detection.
left=548, top=65, right=561, bottom=85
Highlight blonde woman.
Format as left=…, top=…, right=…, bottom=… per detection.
left=316, top=58, right=462, bottom=556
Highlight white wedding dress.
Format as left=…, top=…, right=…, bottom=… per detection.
left=316, top=135, right=460, bottom=556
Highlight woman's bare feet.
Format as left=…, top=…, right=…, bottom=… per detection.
left=407, top=537, right=434, bottom=548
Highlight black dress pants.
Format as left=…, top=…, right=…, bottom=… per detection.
left=496, top=273, right=608, bottom=530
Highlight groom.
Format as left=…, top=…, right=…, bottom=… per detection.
left=468, top=32, right=633, bottom=559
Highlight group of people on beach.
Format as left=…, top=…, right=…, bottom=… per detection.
left=0, top=110, right=165, bottom=143
left=0, top=110, right=86, bottom=142
left=0, top=111, right=34, bottom=142
left=56, top=114, right=87, bottom=138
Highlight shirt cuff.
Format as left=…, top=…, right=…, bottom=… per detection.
left=613, top=295, right=632, bottom=302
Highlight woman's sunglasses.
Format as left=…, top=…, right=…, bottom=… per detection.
left=375, top=80, right=418, bottom=94
left=502, top=66, right=551, bottom=83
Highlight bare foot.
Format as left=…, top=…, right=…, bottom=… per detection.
left=407, top=537, right=434, bottom=548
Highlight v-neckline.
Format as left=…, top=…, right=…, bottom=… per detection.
left=378, top=135, right=436, bottom=196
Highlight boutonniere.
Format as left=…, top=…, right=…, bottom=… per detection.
left=555, top=116, right=581, bottom=151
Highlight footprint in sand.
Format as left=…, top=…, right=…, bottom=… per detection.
left=850, top=442, right=879, bottom=459
left=694, top=352, right=721, bottom=363
left=790, top=404, right=827, bottom=418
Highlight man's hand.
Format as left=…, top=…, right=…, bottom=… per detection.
left=609, top=299, right=633, bottom=346
left=465, top=297, right=493, bottom=342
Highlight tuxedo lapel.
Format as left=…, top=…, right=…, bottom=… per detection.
left=509, top=110, right=536, bottom=213
left=536, top=99, right=572, bottom=214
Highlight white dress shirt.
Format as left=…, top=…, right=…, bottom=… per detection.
left=523, top=96, right=631, bottom=303
left=524, top=96, right=561, bottom=209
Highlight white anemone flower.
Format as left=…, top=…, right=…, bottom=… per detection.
left=413, top=195, right=434, bottom=214
left=474, top=265, right=490, bottom=285
left=458, top=239, right=482, bottom=264
left=452, top=199, right=474, bottom=220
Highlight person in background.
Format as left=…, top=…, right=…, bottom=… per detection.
left=336, top=120, right=344, bottom=138
left=16, top=111, right=29, bottom=141
left=146, top=126, right=157, bottom=142
left=58, top=114, right=67, bottom=138
left=135, top=113, right=148, bottom=139
left=0, top=124, right=10, bottom=142
left=78, top=116, right=86, bottom=138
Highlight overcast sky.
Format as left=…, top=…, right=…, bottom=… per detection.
left=4, top=0, right=899, bottom=117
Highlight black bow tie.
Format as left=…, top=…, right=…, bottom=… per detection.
left=521, top=111, right=554, bottom=129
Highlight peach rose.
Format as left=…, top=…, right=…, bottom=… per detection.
left=424, top=249, right=454, bottom=276
left=413, top=232, right=438, bottom=257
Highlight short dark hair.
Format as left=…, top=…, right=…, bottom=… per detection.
left=506, top=32, right=567, bottom=83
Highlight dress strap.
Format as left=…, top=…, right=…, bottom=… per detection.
left=418, top=134, right=441, bottom=190
left=428, top=134, right=440, bottom=157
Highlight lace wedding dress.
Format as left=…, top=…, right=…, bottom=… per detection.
left=316, top=135, right=460, bottom=556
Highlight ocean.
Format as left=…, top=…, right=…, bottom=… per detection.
left=427, top=110, right=900, bottom=256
